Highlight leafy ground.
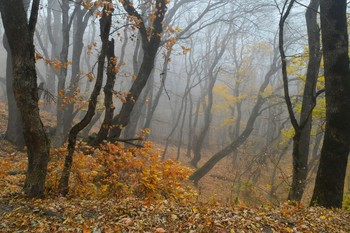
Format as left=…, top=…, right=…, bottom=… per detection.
left=1, top=192, right=350, bottom=232
left=0, top=102, right=350, bottom=232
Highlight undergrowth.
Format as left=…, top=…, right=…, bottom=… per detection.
left=46, top=141, right=197, bottom=202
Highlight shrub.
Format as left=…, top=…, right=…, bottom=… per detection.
left=46, top=141, right=197, bottom=202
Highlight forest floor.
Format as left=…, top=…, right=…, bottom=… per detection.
left=0, top=102, right=350, bottom=232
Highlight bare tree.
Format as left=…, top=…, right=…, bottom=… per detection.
left=190, top=44, right=280, bottom=185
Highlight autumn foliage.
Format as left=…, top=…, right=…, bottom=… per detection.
left=46, top=141, right=196, bottom=201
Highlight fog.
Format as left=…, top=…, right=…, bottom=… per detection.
left=1, top=0, right=344, bottom=205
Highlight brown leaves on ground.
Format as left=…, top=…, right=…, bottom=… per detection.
left=0, top=193, right=349, bottom=232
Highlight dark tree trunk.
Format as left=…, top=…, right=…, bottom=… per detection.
left=311, top=0, right=350, bottom=208
left=288, top=0, right=321, bottom=201
left=58, top=5, right=112, bottom=195
left=108, top=0, right=167, bottom=139
left=93, top=39, right=116, bottom=145
left=0, top=0, right=51, bottom=198
left=93, top=22, right=128, bottom=144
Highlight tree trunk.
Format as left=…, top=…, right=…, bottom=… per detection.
left=123, top=70, right=154, bottom=139
left=186, top=92, right=194, bottom=158
left=0, top=0, right=51, bottom=198
left=143, top=48, right=171, bottom=130
left=288, top=0, right=321, bottom=201
left=191, top=27, right=233, bottom=167
left=93, top=39, right=116, bottom=145
left=108, top=0, right=167, bottom=139
left=176, top=91, right=188, bottom=160
left=310, top=0, right=350, bottom=208
left=58, top=5, right=112, bottom=195
left=54, top=0, right=70, bottom=146
left=63, top=6, right=91, bottom=136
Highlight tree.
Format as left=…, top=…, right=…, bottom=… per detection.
left=2, top=0, right=31, bottom=149
left=0, top=0, right=51, bottom=197
left=311, top=0, right=350, bottom=208
left=108, top=0, right=168, bottom=139
left=191, top=25, right=233, bottom=167
left=278, top=0, right=322, bottom=201
left=190, top=44, right=280, bottom=185
left=58, top=2, right=113, bottom=195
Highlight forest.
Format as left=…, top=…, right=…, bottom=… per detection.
left=0, top=0, right=350, bottom=232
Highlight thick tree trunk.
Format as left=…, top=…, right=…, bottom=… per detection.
left=0, top=0, right=51, bottom=197
left=310, top=0, right=350, bottom=208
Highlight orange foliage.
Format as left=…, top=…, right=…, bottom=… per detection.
left=46, top=141, right=196, bottom=202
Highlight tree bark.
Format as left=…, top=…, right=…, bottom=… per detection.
left=310, top=0, right=350, bottom=208
left=0, top=0, right=51, bottom=198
